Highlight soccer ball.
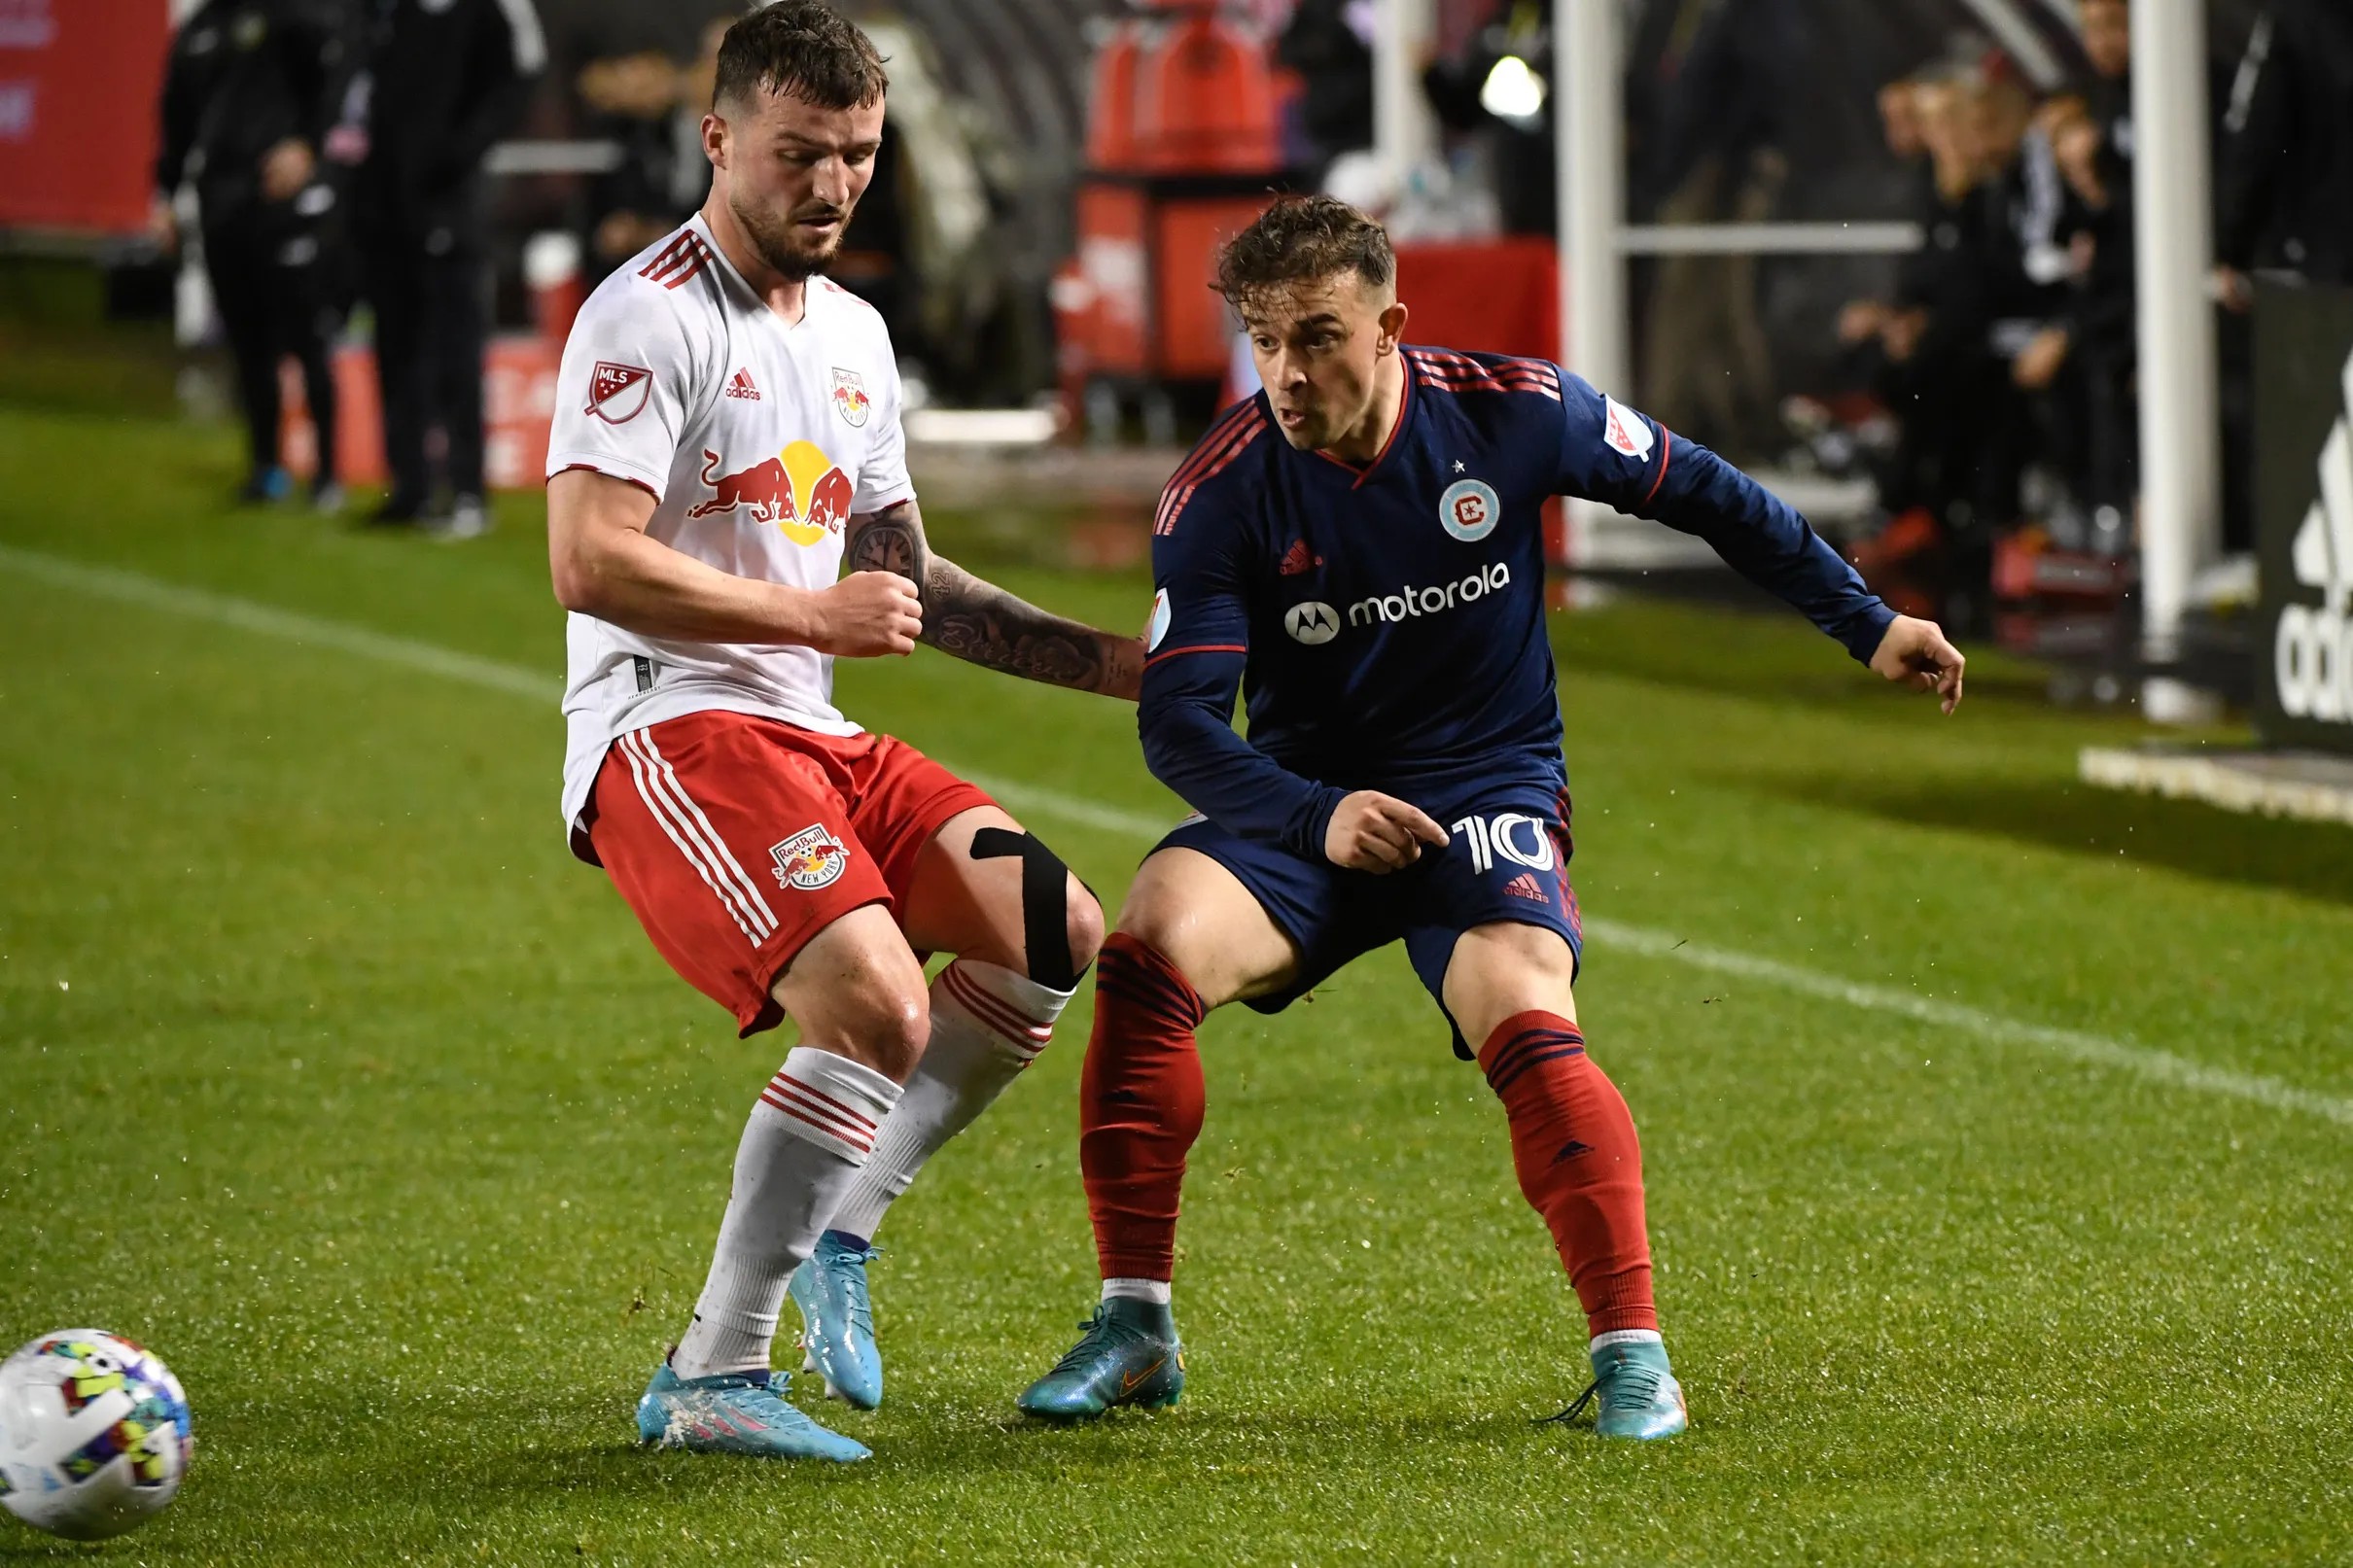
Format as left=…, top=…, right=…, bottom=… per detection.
left=0, top=1330, right=192, bottom=1541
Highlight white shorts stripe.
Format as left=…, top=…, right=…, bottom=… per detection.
left=626, top=731, right=780, bottom=935
left=615, top=733, right=772, bottom=942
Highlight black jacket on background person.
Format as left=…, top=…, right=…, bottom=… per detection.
left=355, top=0, right=544, bottom=246
left=2217, top=0, right=2353, bottom=283
left=157, top=0, right=358, bottom=216
left=156, top=0, right=361, bottom=502
left=350, top=0, right=544, bottom=526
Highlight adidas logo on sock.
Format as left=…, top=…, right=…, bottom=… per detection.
left=1502, top=872, right=1549, bottom=903
left=725, top=368, right=761, bottom=401
left=1278, top=539, right=1322, bottom=575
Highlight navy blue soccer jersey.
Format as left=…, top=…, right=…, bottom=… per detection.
left=1138, top=346, right=1893, bottom=862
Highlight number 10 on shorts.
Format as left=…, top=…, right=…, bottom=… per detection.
left=1452, top=813, right=1558, bottom=875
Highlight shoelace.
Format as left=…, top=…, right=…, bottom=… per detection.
left=1532, top=1361, right=1664, bottom=1427
left=1534, top=1382, right=1598, bottom=1426
left=1045, top=1307, right=1128, bottom=1376
left=744, top=1374, right=840, bottom=1431
left=819, top=1245, right=881, bottom=1339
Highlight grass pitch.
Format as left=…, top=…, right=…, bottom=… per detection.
left=2, top=404, right=2350, bottom=1565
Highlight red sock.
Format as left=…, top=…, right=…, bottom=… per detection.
left=1080, top=933, right=1209, bottom=1282
left=1479, top=1011, right=1658, bottom=1336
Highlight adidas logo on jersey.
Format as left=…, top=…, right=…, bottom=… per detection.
left=1278, top=540, right=1323, bottom=576
left=1502, top=872, right=1550, bottom=903
left=725, top=368, right=761, bottom=401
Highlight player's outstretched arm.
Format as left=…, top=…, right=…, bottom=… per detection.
left=549, top=469, right=921, bottom=656
left=846, top=499, right=1146, bottom=700
left=1869, top=614, right=1966, bottom=714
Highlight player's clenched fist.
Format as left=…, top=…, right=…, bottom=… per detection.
left=1325, top=790, right=1449, bottom=874
left=813, top=570, right=923, bottom=657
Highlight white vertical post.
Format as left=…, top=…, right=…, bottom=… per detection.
left=2131, top=0, right=2221, bottom=678
left=1559, top=0, right=1627, bottom=565
left=1374, top=0, right=1438, bottom=194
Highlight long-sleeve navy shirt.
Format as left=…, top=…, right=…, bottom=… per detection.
left=1139, top=348, right=1892, bottom=861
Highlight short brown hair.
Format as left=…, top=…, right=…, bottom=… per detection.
left=714, top=1, right=889, bottom=113
left=1214, top=195, right=1395, bottom=315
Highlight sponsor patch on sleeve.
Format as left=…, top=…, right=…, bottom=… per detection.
left=1602, top=396, right=1655, bottom=462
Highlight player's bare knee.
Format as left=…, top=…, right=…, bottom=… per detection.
left=1110, top=884, right=1185, bottom=968
left=835, top=977, right=930, bottom=1080
left=1064, top=874, right=1106, bottom=979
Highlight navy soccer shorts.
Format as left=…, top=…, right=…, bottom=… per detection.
left=1154, top=780, right=1583, bottom=1059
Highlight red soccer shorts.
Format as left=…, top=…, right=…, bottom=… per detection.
left=583, top=710, right=996, bottom=1035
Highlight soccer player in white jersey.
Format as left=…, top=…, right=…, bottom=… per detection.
left=544, top=3, right=1143, bottom=1463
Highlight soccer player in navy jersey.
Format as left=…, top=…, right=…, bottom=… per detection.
left=1014, top=196, right=1965, bottom=1439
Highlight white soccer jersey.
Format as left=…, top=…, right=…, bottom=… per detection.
left=545, top=215, right=914, bottom=846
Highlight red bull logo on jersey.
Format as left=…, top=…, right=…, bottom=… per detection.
left=831, top=367, right=870, bottom=428
left=770, top=824, right=851, bottom=890
left=688, top=440, right=856, bottom=546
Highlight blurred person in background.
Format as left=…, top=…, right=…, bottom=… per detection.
left=577, top=48, right=694, bottom=276
left=1421, top=0, right=1556, bottom=237
left=1845, top=74, right=2005, bottom=616
left=2012, top=0, right=2137, bottom=551
left=1960, top=66, right=2060, bottom=550
left=2215, top=0, right=2353, bottom=302
left=154, top=0, right=362, bottom=510
left=1637, top=0, right=1809, bottom=456
left=577, top=16, right=733, bottom=282
left=1277, top=0, right=1375, bottom=184
left=352, top=0, right=545, bottom=537
left=2211, top=0, right=2353, bottom=556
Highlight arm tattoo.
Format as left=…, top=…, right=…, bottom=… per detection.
left=845, top=502, right=930, bottom=583
left=845, top=499, right=1143, bottom=699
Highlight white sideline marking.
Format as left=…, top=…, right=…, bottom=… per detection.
left=1589, top=923, right=2353, bottom=1127
left=0, top=544, right=559, bottom=702
left=7, top=541, right=2348, bottom=1129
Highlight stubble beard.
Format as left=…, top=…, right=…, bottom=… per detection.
left=731, top=191, right=847, bottom=282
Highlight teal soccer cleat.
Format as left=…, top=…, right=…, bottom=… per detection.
left=1015, top=1298, right=1185, bottom=1421
left=1546, top=1338, right=1688, bottom=1441
left=636, top=1361, right=871, bottom=1462
left=789, top=1232, right=884, bottom=1410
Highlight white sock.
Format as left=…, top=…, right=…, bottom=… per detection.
left=1590, top=1328, right=1665, bottom=1352
left=672, top=1046, right=902, bottom=1379
left=823, top=959, right=1072, bottom=1242
left=1102, top=1277, right=1172, bottom=1306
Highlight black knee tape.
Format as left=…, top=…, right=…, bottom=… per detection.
left=970, top=826, right=1082, bottom=992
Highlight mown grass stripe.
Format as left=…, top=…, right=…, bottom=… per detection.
left=8, top=540, right=2345, bottom=1129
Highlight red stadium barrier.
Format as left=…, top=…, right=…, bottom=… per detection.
left=279, top=335, right=562, bottom=493
left=0, top=0, right=169, bottom=235
left=1391, top=237, right=1562, bottom=363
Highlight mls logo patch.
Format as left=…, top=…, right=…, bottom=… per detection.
left=770, top=825, right=851, bottom=891
left=1284, top=601, right=1341, bottom=645
left=1602, top=396, right=1655, bottom=461
left=1146, top=588, right=1172, bottom=651
left=1438, top=478, right=1499, bottom=542
left=831, top=367, right=870, bottom=428
left=586, top=362, right=652, bottom=424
